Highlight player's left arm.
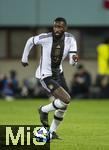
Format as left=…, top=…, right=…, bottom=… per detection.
left=69, top=37, right=78, bottom=66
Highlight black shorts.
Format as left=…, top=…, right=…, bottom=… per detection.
left=40, top=73, right=69, bottom=94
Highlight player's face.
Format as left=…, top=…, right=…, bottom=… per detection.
left=53, top=21, right=66, bottom=38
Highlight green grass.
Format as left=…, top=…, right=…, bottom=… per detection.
left=0, top=99, right=109, bottom=150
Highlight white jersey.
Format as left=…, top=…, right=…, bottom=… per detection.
left=22, top=32, right=77, bottom=79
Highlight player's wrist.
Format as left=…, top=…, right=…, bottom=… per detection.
left=21, top=62, right=29, bottom=67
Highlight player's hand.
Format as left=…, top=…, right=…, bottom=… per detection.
left=72, top=54, right=79, bottom=63
left=21, top=62, right=29, bottom=67
left=71, top=54, right=78, bottom=66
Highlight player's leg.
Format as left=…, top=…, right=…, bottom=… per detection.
left=41, top=77, right=70, bottom=112
left=51, top=72, right=70, bottom=106
left=49, top=73, right=70, bottom=138
left=39, top=77, right=70, bottom=127
left=38, top=98, right=67, bottom=127
left=52, top=86, right=70, bottom=104
left=49, top=108, right=66, bottom=139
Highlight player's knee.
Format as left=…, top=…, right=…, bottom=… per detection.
left=64, top=94, right=71, bottom=104
left=52, top=86, right=71, bottom=104
left=61, top=92, right=71, bottom=104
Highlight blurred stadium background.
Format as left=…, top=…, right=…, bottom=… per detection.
left=0, top=0, right=109, bottom=99
left=0, top=0, right=109, bottom=98
left=0, top=0, right=109, bottom=149
left=0, top=0, right=106, bottom=76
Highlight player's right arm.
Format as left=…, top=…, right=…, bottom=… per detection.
left=21, top=35, right=40, bottom=67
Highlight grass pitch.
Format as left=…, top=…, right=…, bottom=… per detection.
left=0, top=99, right=109, bottom=150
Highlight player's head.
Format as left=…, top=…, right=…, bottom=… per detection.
left=53, top=17, right=67, bottom=38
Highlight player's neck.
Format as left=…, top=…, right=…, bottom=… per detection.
left=53, top=33, right=64, bottom=42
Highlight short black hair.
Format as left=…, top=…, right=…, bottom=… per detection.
left=54, top=17, right=67, bottom=26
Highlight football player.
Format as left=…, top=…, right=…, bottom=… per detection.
left=21, top=17, right=78, bottom=139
